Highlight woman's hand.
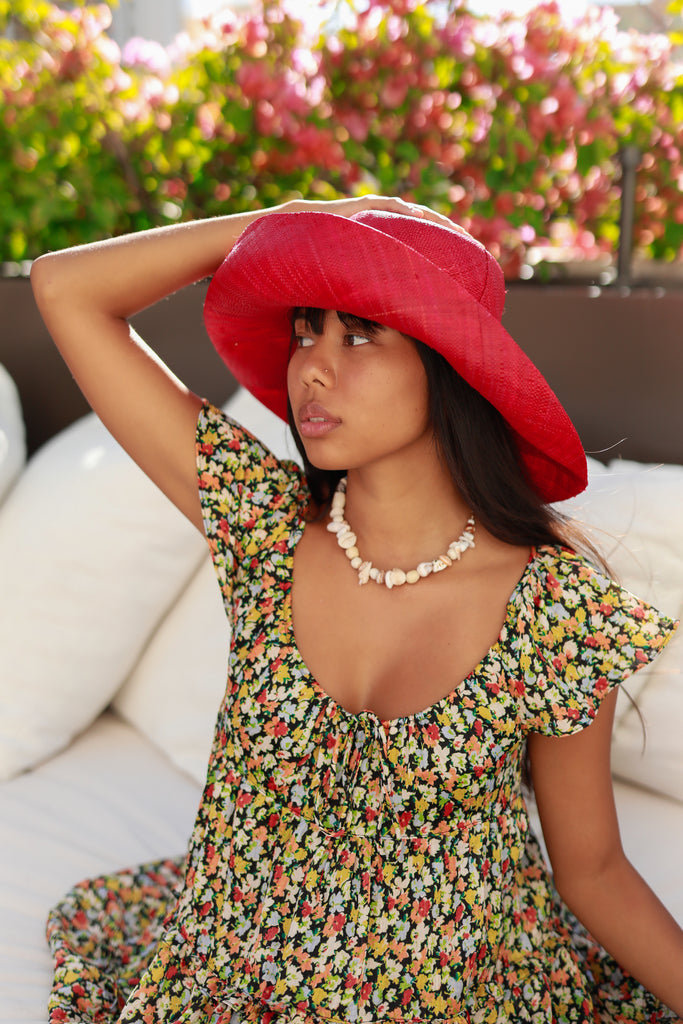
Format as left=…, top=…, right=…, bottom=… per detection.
left=283, top=193, right=464, bottom=234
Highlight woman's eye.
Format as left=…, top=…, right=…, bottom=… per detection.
left=346, top=334, right=370, bottom=347
left=296, top=334, right=315, bottom=349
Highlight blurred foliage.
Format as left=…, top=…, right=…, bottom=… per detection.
left=2, top=0, right=683, bottom=276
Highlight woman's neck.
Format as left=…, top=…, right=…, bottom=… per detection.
left=341, top=458, right=472, bottom=570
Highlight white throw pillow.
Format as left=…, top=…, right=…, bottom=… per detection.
left=113, top=557, right=230, bottom=785
left=561, top=459, right=683, bottom=803
left=0, top=413, right=206, bottom=780
left=113, top=389, right=299, bottom=783
left=0, top=363, right=26, bottom=505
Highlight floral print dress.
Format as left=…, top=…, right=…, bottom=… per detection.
left=47, top=403, right=679, bottom=1024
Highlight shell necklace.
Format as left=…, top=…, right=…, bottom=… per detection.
left=326, top=476, right=476, bottom=589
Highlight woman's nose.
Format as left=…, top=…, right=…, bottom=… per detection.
left=299, top=348, right=335, bottom=388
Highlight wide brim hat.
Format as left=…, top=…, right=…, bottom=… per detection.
left=204, top=209, right=587, bottom=502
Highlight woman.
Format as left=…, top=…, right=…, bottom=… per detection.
left=32, top=195, right=683, bottom=1022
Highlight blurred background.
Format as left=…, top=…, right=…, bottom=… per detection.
left=2, top=0, right=683, bottom=281
left=2, top=0, right=683, bottom=462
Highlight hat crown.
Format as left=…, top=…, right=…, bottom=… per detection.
left=350, top=210, right=505, bottom=322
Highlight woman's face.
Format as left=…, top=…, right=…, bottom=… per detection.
left=286, top=309, right=433, bottom=475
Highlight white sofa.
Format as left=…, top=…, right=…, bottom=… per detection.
left=1, top=370, right=683, bottom=1023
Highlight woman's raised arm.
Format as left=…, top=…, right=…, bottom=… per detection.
left=30, top=195, right=440, bottom=530
left=529, top=691, right=683, bottom=1018
left=30, top=209, right=273, bottom=530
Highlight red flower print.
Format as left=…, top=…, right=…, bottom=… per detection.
left=236, top=790, right=253, bottom=807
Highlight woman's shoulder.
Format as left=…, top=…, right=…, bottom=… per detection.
left=518, top=542, right=678, bottom=736
left=197, top=400, right=305, bottom=494
left=196, top=402, right=309, bottom=561
left=527, top=542, right=607, bottom=598
left=523, top=540, right=677, bottom=662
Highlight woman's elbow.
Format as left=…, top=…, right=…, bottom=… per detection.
left=30, top=251, right=61, bottom=306
left=551, top=844, right=629, bottom=911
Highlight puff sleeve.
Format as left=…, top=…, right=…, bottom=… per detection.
left=520, top=547, right=678, bottom=736
left=195, top=402, right=306, bottom=606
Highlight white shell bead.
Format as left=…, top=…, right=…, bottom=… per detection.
left=432, top=554, right=452, bottom=572
left=345, top=546, right=360, bottom=560
left=327, top=520, right=345, bottom=534
left=391, top=568, right=406, bottom=586
left=358, top=561, right=372, bottom=585
left=339, top=532, right=357, bottom=549
left=369, top=567, right=380, bottom=581
left=406, top=569, right=420, bottom=584
left=385, top=571, right=395, bottom=589
left=417, top=562, right=433, bottom=577
left=350, top=556, right=362, bottom=569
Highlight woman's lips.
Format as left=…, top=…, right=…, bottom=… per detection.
left=298, top=402, right=342, bottom=438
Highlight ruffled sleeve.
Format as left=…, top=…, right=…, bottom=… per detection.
left=195, top=402, right=306, bottom=605
left=520, top=546, right=678, bottom=736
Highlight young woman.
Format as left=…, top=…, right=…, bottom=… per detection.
left=32, top=195, right=683, bottom=1023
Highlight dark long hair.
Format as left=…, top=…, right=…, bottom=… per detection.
left=286, top=307, right=588, bottom=555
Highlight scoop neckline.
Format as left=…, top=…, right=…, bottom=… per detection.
left=283, top=508, right=539, bottom=728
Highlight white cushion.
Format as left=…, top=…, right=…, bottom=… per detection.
left=0, top=414, right=206, bottom=780
left=113, top=389, right=299, bottom=785
left=0, top=363, right=26, bottom=505
left=561, top=459, right=683, bottom=803
left=0, top=711, right=201, bottom=1022
left=113, top=557, right=230, bottom=785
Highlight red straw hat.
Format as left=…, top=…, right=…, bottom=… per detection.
left=204, top=209, right=587, bottom=502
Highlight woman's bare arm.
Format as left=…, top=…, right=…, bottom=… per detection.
left=529, top=689, right=683, bottom=1017
left=30, top=212, right=259, bottom=530
left=31, top=194, right=442, bottom=529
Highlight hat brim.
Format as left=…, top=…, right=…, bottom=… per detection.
left=204, top=211, right=587, bottom=502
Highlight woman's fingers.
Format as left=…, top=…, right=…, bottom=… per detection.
left=287, top=194, right=469, bottom=236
